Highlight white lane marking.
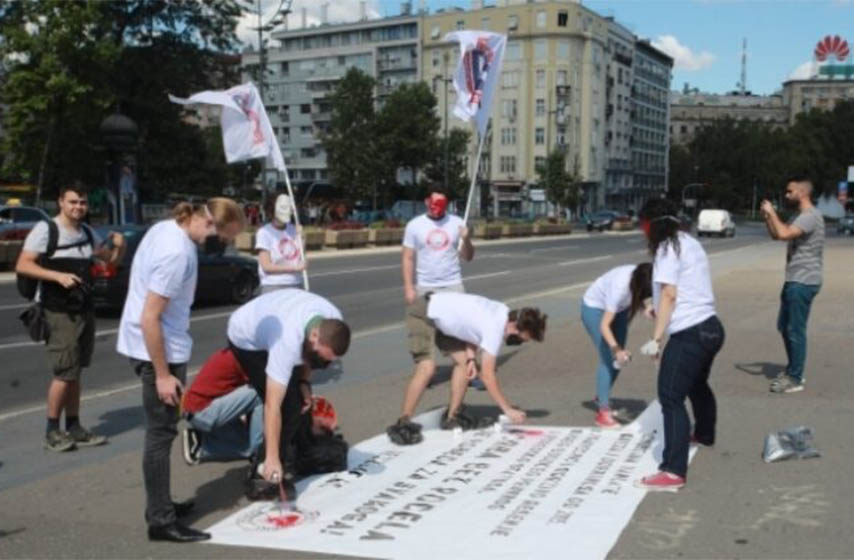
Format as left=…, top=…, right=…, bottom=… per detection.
left=531, top=245, right=579, bottom=253
left=464, top=271, right=511, bottom=281
left=0, top=308, right=239, bottom=351
left=557, top=255, right=613, bottom=267
left=0, top=302, right=29, bottom=311
left=311, top=264, right=401, bottom=278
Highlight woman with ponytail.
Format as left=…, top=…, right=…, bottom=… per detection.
left=117, top=198, right=244, bottom=541
left=634, top=198, right=724, bottom=493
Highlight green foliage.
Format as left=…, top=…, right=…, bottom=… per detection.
left=423, top=127, right=471, bottom=201
left=0, top=0, right=243, bottom=201
left=674, top=100, right=854, bottom=210
left=537, top=149, right=580, bottom=215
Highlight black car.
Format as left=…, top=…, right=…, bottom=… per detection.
left=90, top=225, right=259, bottom=309
left=586, top=210, right=623, bottom=232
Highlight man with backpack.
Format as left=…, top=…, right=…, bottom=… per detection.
left=16, top=183, right=125, bottom=452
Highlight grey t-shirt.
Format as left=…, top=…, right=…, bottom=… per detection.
left=22, top=218, right=101, bottom=259
left=785, top=207, right=824, bottom=285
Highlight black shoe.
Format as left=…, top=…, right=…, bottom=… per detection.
left=173, top=499, right=195, bottom=518
left=441, top=407, right=477, bottom=431
left=386, top=417, right=423, bottom=445
left=147, top=522, right=210, bottom=543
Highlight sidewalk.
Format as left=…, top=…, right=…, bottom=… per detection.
left=0, top=240, right=850, bottom=558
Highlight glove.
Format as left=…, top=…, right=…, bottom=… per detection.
left=640, top=339, right=661, bottom=356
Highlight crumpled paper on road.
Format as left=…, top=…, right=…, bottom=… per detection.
left=762, top=425, right=821, bottom=463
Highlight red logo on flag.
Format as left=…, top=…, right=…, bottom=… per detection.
left=463, top=37, right=495, bottom=108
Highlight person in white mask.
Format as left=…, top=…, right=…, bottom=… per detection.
left=255, top=194, right=305, bottom=292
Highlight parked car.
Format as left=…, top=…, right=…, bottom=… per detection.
left=585, top=210, right=624, bottom=232
left=0, top=205, right=50, bottom=239
left=696, top=209, right=736, bottom=237
left=836, top=214, right=854, bottom=235
left=90, top=225, right=259, bottom=310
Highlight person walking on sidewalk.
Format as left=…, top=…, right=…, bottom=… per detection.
left=181, top=348, right=263, bottom=465
left=580, top=263, right=652, bottom=429
left=760, top=176, right=824, bottom=394
left=117, top=199, right=244, bottom=543
left=387, top=292, right=547, bottom=445
left=401, top=189, right=479, bottom=403
left=226, top=288, right=350, bottom=499
left=16, top=182, right=125, bottom=452
left=255, top=194, right=306, bottom=293
left=634, top=198, right=725, bottom=493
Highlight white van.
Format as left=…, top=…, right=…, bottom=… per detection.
left=697, top=209, right=736, bottom=237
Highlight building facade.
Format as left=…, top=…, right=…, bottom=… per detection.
left=243, top=0, right=672, bottom=215
left=781, top=79, right=854, bottom=124
left=669, top=90, right=788, bottom=145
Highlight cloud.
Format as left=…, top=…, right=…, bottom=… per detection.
left=788, top=60, right=817, bottom=81
left=651, top=35, right=716, bottom=71
left=237, top=0, right=382, bottom=48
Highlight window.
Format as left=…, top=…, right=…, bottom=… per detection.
left=301, top=148, right=316, bottom=158
left=502, top=71, right=519, bottom=88
left=430, top=25, right=440, bottom=39
left=280, top=106, right=290, bottom=122
left=536, top=10, right=547, bottom=28
left=535, top=69, right=546, bottom=88
left=300, top=126, right=313, bottom=135
left=505, top=41, right=521, bottom=60
left=500, top=156, right=517, bottom=174
left=501, top=99, right=518, bottom=120
left=456, top=20, right=465, bottom=30
left=535, top=156, right=545, bottom=170
left=536, top=98, right=545, bottom=116
left=481, top=17, right=490, bottom=30
left=556, top=70, right=567, bottom=85
left=281, top=129, right=290, bottom=143
left=558, top=11, right=568, bottom=27
left=557, top=40, right=569, bottom=58
left=535, top=128, right=545, bottom=145
left=280, top=62, right=289, bottom=75
left=507, top=14, right=518, bottom=30
left=500, top=127, right=517, bottom=145
left=300, top=104, right=311, bottom=114
left=534, top=40, right=547, bottom=60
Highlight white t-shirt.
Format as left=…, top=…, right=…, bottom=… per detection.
left=403, top=213, right=465, bottom=288
left=227, top=288, right=342, bottom=387
left=116, top=220, right=198, bottom=364
left=427, top=292, right=508, bottom=357
left=582, top=264, right=636, bottom=313
left=254, top=222, right=303, bottom=287
left=652, top=232, right=716, bottom=335
left=22, top=218, right=102, bottom=258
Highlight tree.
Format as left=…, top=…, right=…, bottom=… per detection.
left=0, top=0, right=244, bottom=202
left=321, top=68, right=383, bottom=207
left=537, top=149, right=579, bottom=218
left=424, top=127, right=471, bottom=201
left=375, top=82, right=441, bottom=203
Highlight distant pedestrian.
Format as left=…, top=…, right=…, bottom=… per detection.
left=760, top=176, right=824, bottom=393
left=16, top=182, right=125, bottom=452
left=580, top=263, right=652, bottom=428
left=634, top=198, right=724, bottom=493
left=255, top=194, right=305, bottom=293
left=117, top=198, right=244, bottom=542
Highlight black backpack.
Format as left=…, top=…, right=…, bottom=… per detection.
left=16, top=219, right=95, bottom=300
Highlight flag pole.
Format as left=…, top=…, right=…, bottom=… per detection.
left=462, top=129, right=486, bottom=224
left=279, top=168, right=310, bottom=290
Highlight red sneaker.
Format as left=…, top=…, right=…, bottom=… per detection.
left=595, top=409, right=620, bottom=429
left=634, top=471, right=685, bottom=492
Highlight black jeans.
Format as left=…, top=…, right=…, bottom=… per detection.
left=657, top=315, right=725, bottom=478
left=228, top=342, right=303, bottom=469
left=132, top=359, right=187, bottom=528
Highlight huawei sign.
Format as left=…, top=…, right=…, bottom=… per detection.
left=814, top=35, right=850, bottom=62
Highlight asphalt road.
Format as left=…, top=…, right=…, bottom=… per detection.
left=0, top=226, right=768, bottom=415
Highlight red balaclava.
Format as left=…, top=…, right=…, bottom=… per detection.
left=426, top=193, right=448, bottom=219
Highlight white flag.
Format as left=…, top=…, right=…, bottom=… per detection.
left=444, top=30, right=507, bottom=138
left=169, top=82, right=286, bottom=172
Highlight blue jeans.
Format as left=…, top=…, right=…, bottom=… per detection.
left=658, top=315, right=724, bottom=478
left=189, top=385, right=263, bottom=462
left=580, top=302, right=628, bottom=409
left=777, top=282, right=820, bottom=383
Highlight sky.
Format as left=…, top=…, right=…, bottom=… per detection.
left=238, top=0, right=854, bottom=96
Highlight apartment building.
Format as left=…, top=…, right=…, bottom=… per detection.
left=631, top=40, right=672, bottom=203
left=782, top=78, right=854, bottom=124
left=669, top=90, right=788, bottom=145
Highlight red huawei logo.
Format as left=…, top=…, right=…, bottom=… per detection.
left=426, top=228, right=450, bottom=251
left=815, top=35, right=850, bottom=62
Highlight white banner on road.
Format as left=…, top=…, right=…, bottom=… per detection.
left=207, top=402, right=695, bottom=559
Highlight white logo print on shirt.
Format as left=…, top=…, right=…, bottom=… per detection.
left=425, top=228, right=450, bottom=251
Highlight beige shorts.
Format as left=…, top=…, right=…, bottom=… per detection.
left=406, top=285, right=466, bottom=363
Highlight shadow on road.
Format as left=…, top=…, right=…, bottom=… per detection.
left=735, top=361, right=786, bottom=380
left=0, top=528, right=26, bottom=540
left=427, top=350, right=523, bottom=389
left=89, top=405, right=144, bottom=438
left=185, top=465, right=247, bottom=525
